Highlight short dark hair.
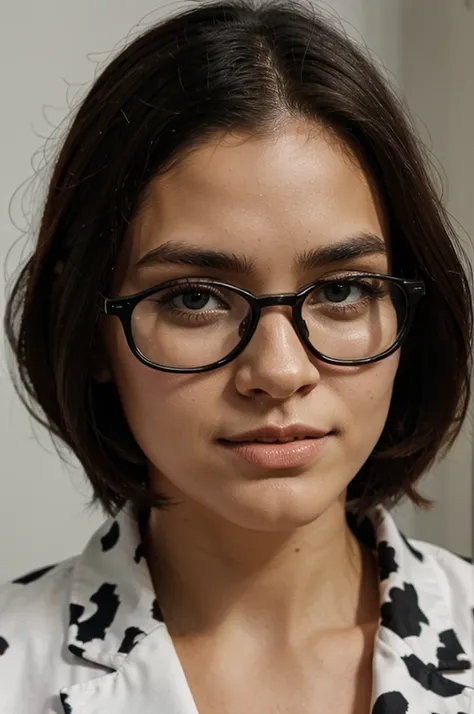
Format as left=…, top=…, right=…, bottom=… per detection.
left=4, top=0, right=472, bottom=519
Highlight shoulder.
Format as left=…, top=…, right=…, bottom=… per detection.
left=0, top=557, right=77, bottom=631
left=403, top=533, right=474, bottom=659
left=0, top=558, right=78, bottom=713
left=407, top=535, right=473, bottom=602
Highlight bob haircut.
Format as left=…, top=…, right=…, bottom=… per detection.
left=4, top=0, right=473, bottom=519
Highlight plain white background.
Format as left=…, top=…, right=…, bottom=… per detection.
left=0, top=0, right=472, bottom=582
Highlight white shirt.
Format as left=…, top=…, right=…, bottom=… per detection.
left=0, top=502, right=473, bottom=713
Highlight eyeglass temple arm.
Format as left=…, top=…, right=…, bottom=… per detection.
left=97, top=293, right=109, bottom=315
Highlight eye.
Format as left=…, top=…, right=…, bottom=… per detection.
left=321, top=282, right=363, bottom=304
left=313, top=280, right=376, bottom=305
left=304, top=278, right=388, bottom=320
left=169, top=288, right=224, bottom=312
left=139, top=281, right=250, bottom=328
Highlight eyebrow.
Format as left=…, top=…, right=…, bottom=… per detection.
left=134, top=232, right=387, bottom=274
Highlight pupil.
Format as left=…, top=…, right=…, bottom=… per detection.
left=325, top=283, right=350, bottom=302
left=183, top=292, right=208, bottom=310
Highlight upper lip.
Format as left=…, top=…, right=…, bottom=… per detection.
left=222, top=425, right=331, bottom=442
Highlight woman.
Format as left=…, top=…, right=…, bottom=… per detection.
left=0, top=1, right=472, bottom=712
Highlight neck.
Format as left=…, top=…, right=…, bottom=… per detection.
left=144, top=490, right=380, bottom=642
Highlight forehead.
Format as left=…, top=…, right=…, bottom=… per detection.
left=128, top=121, right=387, bottom=270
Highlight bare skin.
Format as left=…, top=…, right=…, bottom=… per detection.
left=145, top=511, right=381, bottom=714
left=102, top=119, right=397, bottom=712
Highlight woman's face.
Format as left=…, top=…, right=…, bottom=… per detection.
left=103, top=120, right=400, bottom=531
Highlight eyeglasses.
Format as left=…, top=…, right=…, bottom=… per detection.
left=98, top=273, right=426, bottom=373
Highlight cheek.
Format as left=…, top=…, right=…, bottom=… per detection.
left=106, top=323, right=221, bottom=452
left=338, top=351, right=400, bottom=438
left=105, top=325, right=171, bottom=445
left=115, top=358, right=191, bottom=436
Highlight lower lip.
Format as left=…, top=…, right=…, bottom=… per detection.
left=219, top=435, right=332, bottom=469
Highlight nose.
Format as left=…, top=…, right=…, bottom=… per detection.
left=233, top=309, right=321, bottom=400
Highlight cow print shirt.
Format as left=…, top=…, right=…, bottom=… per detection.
left=0, top=502, right=472, bottom=713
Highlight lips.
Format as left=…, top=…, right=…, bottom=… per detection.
left=219, top=427, right=333, bottom=469
left=222, top=425, right=331, bottom=444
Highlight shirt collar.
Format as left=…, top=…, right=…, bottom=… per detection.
left=66, top=501, right=472, bottom=679
left=345, top=504, right=472, bottom=677
left=67, top=502, right=163, bottom=671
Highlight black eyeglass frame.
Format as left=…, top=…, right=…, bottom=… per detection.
left=98, top=274, right=426, bottom=373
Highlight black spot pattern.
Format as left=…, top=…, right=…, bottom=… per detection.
left=372, top=691, right=409, bottom=714
left=134, top=542, right=145, bottom=564
left=436, top=629, right=471, bottom=671
left=12, top=564, right=56, bottom=584
left=151, top=598, right=164, bottom=622
left=118, top=626, right=145, bottom=654
left=67, top=644, right=85, bottom=659
left=0, top=637, right=9, bottom=655
left=69, top=603, right=83, bottom=626
left=399, top=532, right=424, bottom=562
left=401, top=655, right=466, bottom=697
left=69, top=583, right=120, bottom=643
left=100, top=521, right=120, bottom=552
left=60, top=692, right=72, bottom=713
left=378, top=541, right=399, bottom=580
left=381, top=583, right=429, bottom=638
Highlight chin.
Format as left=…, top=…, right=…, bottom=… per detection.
left=216, top=476, right=338, bottom=531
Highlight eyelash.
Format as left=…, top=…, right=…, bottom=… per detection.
left=157, top=282, right=225, bottom=302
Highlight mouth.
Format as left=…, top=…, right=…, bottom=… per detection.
left=221, top=424, right=331, bottom=444
left=218, top=430, right=334, bottom=470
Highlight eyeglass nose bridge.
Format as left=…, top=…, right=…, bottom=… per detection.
left=254, top=292, right=302, bottom=308
left=247, top=292, right=310, bottom=340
